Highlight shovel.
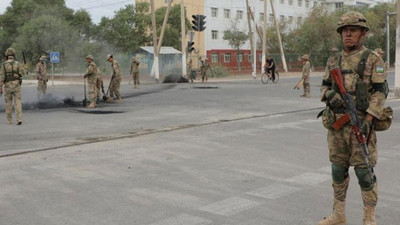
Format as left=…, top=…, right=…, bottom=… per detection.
left=103, top=76, right=114, bottom=101
left=83, top=77, right=88, bottom=106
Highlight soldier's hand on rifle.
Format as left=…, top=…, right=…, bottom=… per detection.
left=361, top=119, right=372, bottom=136
left=325, top=90, right=344, bottom=108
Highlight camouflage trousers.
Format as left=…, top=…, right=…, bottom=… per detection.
left=327, top=121, right=377, bottom=168
left=37, top=79, right=47, bottom=99
left=110, top=78, right=121, bottom=99
left=132, top=72, right=140, bottom=86
left=4, top=80, right=22, bottom=123
left=96, top=77, right=103, bottom=100
left=88, top=81, right=98, bottom=105
left=201, top=70, right=208, bottom=82
left=303, top=79, right=310, bottom=95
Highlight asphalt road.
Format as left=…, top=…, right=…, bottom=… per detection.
left=0, top=73, right=399, bottom=225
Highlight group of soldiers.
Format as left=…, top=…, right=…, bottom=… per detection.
left=82, top=54, right=140, bottom=108
left=187, top=57, right=212, bottom=83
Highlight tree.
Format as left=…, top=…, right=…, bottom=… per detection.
left=155, top=4, right=191, bottom=51
left=96, top=2, right=151, bottom=52
left=223, top=19, right=249, bottom=71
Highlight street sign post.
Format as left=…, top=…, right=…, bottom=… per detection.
left=50, top=52, right=60, bottom=86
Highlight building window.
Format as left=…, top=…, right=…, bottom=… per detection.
left=288, top=16, right=293, bottom=23
left=335, top=2, right=343, bottom=9
left=248, top=54, right=253, bottom=62
left=313, top=1, right=318, bottom=7
left=164, top=0, right=170, bottom=3
left=224, top=53, right=231, bottom=62
left=211, top=8, right=218, bottom=17
left=298, top=0, right=302, bottom=7
left=269, top=14, right=274, bottom=22
left=224, top=9, right=230, bottom=19
left=211, top=53, right=219, bottom=63
left=280, top=0, right=285, bottom=4
left=238, top=53, right=243, bottom=62
left=260, top=13, right=264, bottom=21
left=288, top=0, right=293, bottom=5
left=280, top=15, right=285, bottom=21
left=236, top=10, right=243, bottom=20
left=212, top=30, right=218, bottom=40
left=305, top=0, right=310, bottom=7
left=356, top=2, right=368, bottom=7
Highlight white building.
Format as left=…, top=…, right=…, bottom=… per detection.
left=201, top=0, right=380, bottom=70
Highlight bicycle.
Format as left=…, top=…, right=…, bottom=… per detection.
left=261, top=70, right=279, bottom=84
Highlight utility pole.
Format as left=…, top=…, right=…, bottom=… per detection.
left=387, top=11, right=396, bottom=66
left=181, top=0, right=187, bottom=78
left=270, top=0, right=287, bottom=72
left=150, top=0, right=160, bottom=82
left=246, top=0, right=256, bottom=78
left=262, top=0, right=267, bottom=75
left=395, top=1, right=400, bottom=97
left=157, top=0, right=173, bottom=55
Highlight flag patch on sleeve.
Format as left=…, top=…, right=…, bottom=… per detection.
left=376, top=66, right=384, bottom=73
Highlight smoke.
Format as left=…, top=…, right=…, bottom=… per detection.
left=21, top=94, right=83, bottom=110
left=162, top=74, right=188, bottom=83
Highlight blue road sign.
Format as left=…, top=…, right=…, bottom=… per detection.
left=50, top=52, right=60, bottom=63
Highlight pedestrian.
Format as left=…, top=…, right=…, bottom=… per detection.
left=200, top=57, right=211, bottom=83
left=318, top=11, right=388, bottom=225
left=106, top=54, right=122, bottom=103
left=374, top=48, right=388, bottom=71
left=83, top=55, right=98, bottom=108
left=187, top=58, right=194, bottom=83
left=36, top=55, right=48, bottom=100
left=264, top=56, right=276, bottom=81
left=130, top=56, right=140, bottom=88
left=300, top=54, right=311, bottom=98
left=0, top=48, right=27, bottom=125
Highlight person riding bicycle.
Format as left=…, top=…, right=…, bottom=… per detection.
left=263, top=56, right=276, bottom=81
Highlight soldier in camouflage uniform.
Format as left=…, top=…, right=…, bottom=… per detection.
left=300, top=54, right=311, bottom=98
left=107, top=54, right=122, bottom=103
left=318, top=11, right=387, bottom=225
left=36, top=55, right=48, bottom=100
left=83, top=55, right=98, bottom=108
left=200, top=57, right=211, bottom=83
left=0, top=48, right=26, bottom=125
left=130, top=56, right=140, bottom=88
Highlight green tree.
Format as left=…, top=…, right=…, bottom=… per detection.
left=155, top=4, right=191, bottom=51
left=223, top=19, right=249, bottom=71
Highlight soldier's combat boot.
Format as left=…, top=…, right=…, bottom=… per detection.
left=300, top=93, right=306, bottom=97
left=114, top=98, right=122, bottom=103
left=106, top=98, right=114, bottom=103
left=317, top=199, right=346, bottom=225
left=7, top=118, right=12, bottom=125
left=362, top=184, right=377, bottom=225
left=87, top=102, right=96, bottom=108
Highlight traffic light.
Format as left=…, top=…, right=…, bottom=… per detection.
left=192, top=14, right=206, bottom=32
left=187, top=41, right=195, bottom=53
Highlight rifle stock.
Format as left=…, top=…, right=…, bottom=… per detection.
left=329, top=67, right=375, bottom=183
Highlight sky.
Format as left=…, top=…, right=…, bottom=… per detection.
left=0, top=0, right=134, bottom=24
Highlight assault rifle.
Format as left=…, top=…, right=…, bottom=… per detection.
left=330, top=68, right=375, bottom=183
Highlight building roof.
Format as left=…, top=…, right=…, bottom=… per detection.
left=139, top=46, right=181, bottom=55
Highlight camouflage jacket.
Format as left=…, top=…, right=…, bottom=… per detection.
left=112, top=60, right=121, bottom=79
left=0, top=59, right=26, bottom=86
left=36, top=62, right=47, bottom=81
left=302, top=60, right=311, bottom=81
left=130, top=59, right=140, bottom=74
left=84, top=61, right=98, bottom=83
left=321, top=46, right=387, bottom=119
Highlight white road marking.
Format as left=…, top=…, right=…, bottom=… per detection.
left=199, top=197, right=261, bottom=216
left=148, top=213, right=212, bottom=225
left=285, top=172, right=331, bottom=185
left=246, top=183, right=301, bottom=199
left=262, top=119, right=320, bottom=129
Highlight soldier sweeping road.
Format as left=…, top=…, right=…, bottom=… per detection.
left=36, top=55, right=48, bottom=100
left=83, top=55, right=98, bottom=108
left=106, top=54, right=122, bottom=103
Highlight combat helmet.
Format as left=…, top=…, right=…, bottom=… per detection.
left=5, top=48, right=16, bottom=57
left=85, top=55, right=94, bottom=60
left=337, top=11, right=369, bottom=33
left=301, top=54, right=310, bottom=60
left=40, top=55, right=47, bottom=61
